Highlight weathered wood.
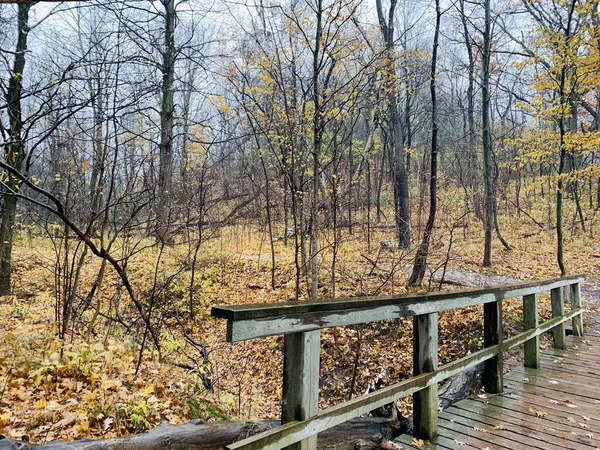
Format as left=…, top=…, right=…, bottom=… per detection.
left=213, top=276, right=583, bottom=342
left=0, top=420, right=277, bottom=450
left=570, top=282, right=583, bottom=337
left=212, top=276, right=584, bottom=450
left=483, top=301, right=502, bottom=394
left=523, top=293, right=539, bottom=368
left=0, top=418, right=395, bottom=450
left=281, top=331, right=320, bottom=450
left=551, top=287, right=566, bottom=349
left=413, top=312, right=439, bottom=441
left=225, top=308, right=583, bottom=450
left=226, top=343, right=506, bottom=450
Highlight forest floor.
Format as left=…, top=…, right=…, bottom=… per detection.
left=1, top=211, right=600, bottom=443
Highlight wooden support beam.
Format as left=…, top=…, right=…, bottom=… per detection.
left=413, top=312, right=439, bottom=441
left=483, top=301, right=503, bottom=394
left=551, top=287, right=566, bottom=349
left=523, top=293, right=539, bottom=369
left=570, top=283, right=584, bottom=337
left=282, top=331, right=320, bottom=450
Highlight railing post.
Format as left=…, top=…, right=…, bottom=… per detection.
left=570, top=282, right=584, bottom=337
left=282, top=330, right=320, bottom=450
left=551, top=287, right=566, bottom=349
left=413, top=312, right=438, bottom=441
left=523, top=293, right=540, bottom=369
left=483, top=301, right=503, bottom=394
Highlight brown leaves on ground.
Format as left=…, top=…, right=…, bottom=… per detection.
left=1, top=210, right=600, bottom=443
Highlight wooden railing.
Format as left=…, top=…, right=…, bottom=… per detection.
left=211, top=275, right=585, bottom=450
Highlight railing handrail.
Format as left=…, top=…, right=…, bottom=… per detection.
left=211, top=275, right=586, bottom=450
left=212, top=275, right=584, bottom=342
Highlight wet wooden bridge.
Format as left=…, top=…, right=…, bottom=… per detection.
left=212, top=275, right=588, bottom=450
left=396, top=334, right=600, bottom=449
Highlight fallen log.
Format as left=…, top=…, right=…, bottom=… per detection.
left=0, top=417, right=393, bottom=450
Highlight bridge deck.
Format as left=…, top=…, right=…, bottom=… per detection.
left=396, top=334, right=600, bottom=450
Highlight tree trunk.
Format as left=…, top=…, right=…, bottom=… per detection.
left=0, top=4, right=30, bottom=295
left=460, top=0, right=482, bottom=221
left=557, top=0, right=577, bottom=276
left=482, top=0, right=494, bottom=267
left=156, top=0, right=176, bottom=243
left=407, top=0, right=440, bottom=287
left=376, top=0, right=410, bottom=248
left=310, top=0, right=323, bottom=301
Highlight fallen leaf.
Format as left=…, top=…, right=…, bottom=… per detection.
left=529, top=407, right=547, bottom=417
left=103, top=417, right=114, bottom=432
left=411, top=438, right=424, bottom=448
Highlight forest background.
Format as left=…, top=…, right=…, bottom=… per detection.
left=1, top=0, right=600, bottom=443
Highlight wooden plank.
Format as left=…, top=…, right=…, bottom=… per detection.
left=473, top=393, right=600, bottom=433
left=213, top=276, right=583, bottom=320
left=446, top=404, right=595, bottom=449
left=436, top=422, right=511, bottom=449
left=214, top=277, right=584, bottom=341
left=440, top=407, right=583, bottom=450
left=542, top=355, right=600, bottom=370
left=509, top=367, right=600, bottom=396
left=551, top=287, right=566, bottom=349
left=394, top=433, right=471, bottom=449
left=539, top=355, right=600, bottom=376
left=281, top=331, right=320, bottom=450
left=504, top=376, right=600, bottom=407
left=394, top=434, right=482, bottom=450
left=515, top=365, right=600, bottom=392
left=523, top=293, right=539, bottom=368
left=498, top=386, right=600, bottom=424
left=484, top=301, right=503, bottom=394
left=413, top=313, right=439, bottom=441
left=457, top=398, right=599, bottom=442
left=438, top=417, right=533, bottom=449
left=570, top=283, right=584, bottom=337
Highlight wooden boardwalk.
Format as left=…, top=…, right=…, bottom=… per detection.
left=396, top=334, right=600, bottom=450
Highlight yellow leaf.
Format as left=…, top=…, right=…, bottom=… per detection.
left=34, top=398, right=47, bottom=410
left=143, top=385, right=155, bottom=395
left=88, top=373, right=100, bottom=384
left=411, top=438, right=424, bottom=448
left=78, top=419, right=89, bottom=432
left=0, top=412, right=11, bottom=426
